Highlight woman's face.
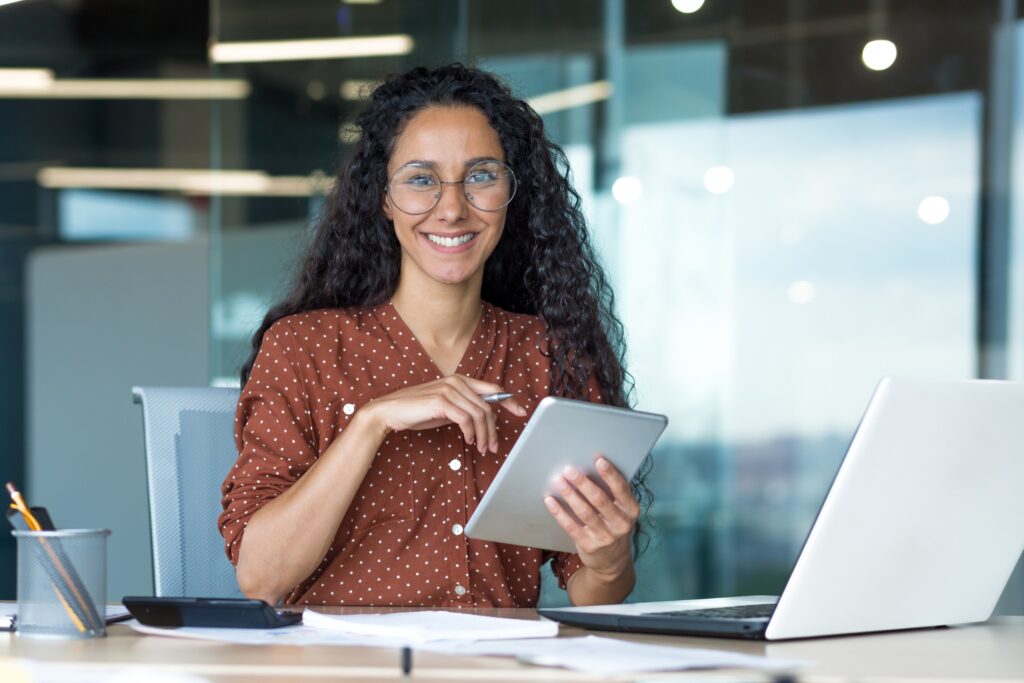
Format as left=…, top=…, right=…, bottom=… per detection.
left=384, top=105, right=509, bottom=288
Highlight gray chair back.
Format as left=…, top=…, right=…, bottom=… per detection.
left=132, top=386, right=243, bottom=597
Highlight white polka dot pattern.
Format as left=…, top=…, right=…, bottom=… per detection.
left=218, top=301, right=602, bottom=607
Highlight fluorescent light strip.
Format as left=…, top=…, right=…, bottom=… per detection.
left=37, top=167, right=333, bottom=196
left=527, top=80, right=614, bottom=115
left=0, top=68, right=54, bottom=89
left=0, top=78, right=250, bottom=99
left=342, top=0, right=383, bottom=4
left=209, top=35, right=414, bottom=63
left=0, top=0, right=26, bottom=7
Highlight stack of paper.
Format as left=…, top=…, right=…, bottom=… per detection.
left=302, top=609, right=558, bottom=642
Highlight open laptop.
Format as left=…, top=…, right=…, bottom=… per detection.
left=539, top=377, right=1024, bottom=640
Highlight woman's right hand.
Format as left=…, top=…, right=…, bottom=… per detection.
left=358, top=375, right=528, bottom=454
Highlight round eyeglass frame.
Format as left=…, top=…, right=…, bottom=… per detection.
left=385, top=159, right=517, bottom=215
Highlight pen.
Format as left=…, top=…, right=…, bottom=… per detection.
left=480, top=392, right=513, bottom=403
left=401, top=645, right=412, bottom=676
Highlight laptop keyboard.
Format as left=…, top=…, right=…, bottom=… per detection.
left=651, top=603, right=775, bottom=620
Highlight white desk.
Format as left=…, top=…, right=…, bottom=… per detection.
left=2, top=607, right=1023, bottom=681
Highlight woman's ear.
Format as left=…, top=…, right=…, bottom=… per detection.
left=382, top=193, right=394, bottom=222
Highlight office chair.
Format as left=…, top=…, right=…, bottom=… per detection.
left=132, top=386, right=243, bottom=598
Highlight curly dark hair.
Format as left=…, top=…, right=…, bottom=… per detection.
left=241, top=63, right=653, bottom=557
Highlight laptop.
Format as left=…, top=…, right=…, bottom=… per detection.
left=539, top=377, right=1024, bottom=640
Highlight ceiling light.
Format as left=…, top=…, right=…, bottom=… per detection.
left=917, top=196, right=950, bottom=225
left=0, top=0, right=27, bottom=7
left=526, top=81, right=613, bottom=115
left=0, top=68, right=54, bottom=89
left=862, top=39, right=897, bottom=71
left=37, top=167, right=332, bottom=196
left=787, top=280, right=816, bottom=305
left=671, top=0, right=705, bottom=13
left=0, top=78, right=250, bottom=99
left=611, top=176, right=643, bottom=205
left=703, top=166, right=734, bottom=194
left=209, top=35, right=414, bottom=64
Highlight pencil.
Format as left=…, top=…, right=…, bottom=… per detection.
left=6, top=482, right=98, bottom=634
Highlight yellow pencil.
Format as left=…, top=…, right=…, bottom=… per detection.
left=6, top=483, right=90, bottom=634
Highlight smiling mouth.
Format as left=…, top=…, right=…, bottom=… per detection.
left=424, top=232, right=478, bottom=247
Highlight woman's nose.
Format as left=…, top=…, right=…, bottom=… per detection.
left=433, top=182, right=470, bottom=222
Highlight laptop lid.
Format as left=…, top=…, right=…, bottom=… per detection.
left=764, top=377, right=1024, bottom=639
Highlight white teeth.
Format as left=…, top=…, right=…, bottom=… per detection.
left=426, top=233, right=476, bottom=247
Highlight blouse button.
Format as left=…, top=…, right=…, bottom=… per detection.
left=454, top=584, right=467, bottom=596
left=342, top=403, right=356, bottom=416
left=448, top=459, right=461, bottom=471
left=452, top=523, right=464, bottom=536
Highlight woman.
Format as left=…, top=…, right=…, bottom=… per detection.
left=219, top=64, right=649, bottom=608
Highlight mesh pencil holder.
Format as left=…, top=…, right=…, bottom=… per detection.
left=12, top=529, right=110, bottom=638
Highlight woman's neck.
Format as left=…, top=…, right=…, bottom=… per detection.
left=390, top=268, right=483, bottom=350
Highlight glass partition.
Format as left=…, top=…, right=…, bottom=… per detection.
left=208, top=0, right=1020, bottom=608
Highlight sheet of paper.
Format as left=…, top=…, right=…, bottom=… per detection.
left=128, top=621, right=805, bottom=674
left=303, top=609, right=559, bottom=642
left=425, top=635, right=805, bottom=675
left=129, top=620, right=411, bottom=647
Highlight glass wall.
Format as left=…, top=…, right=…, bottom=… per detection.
left=207, top=0, right=1023, bottom=608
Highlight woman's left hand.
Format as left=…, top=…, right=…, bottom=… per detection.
left=544, top=456, right=639, bottom=579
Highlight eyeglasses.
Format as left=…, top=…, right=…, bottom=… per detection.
left=386, top=159, right=517, bottom=215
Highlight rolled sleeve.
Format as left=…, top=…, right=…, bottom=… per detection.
left=544, top=550, right=585, bottom=590
left=218, top=320, right=318, bottom=565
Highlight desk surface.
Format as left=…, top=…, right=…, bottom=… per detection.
left=2, top=607, right=1023, bottom=682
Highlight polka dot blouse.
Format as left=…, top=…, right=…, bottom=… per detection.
left=218, top=300, right=592, bottom=607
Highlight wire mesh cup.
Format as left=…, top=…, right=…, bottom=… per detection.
left=12, top=529, right=110, bottom=638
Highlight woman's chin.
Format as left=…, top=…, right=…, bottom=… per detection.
left=428, top=263, right=480, bottom=286
left=431, top=271, right=475, bottom=286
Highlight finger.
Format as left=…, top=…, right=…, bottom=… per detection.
left=563, top=466, right=632, bottom=533
left=544, top=496, right=587, bottom=544
left=555, top=476, right=611, bottom=541
left=498, top=397, right=529, bottom=418
left=446, top=377, right=499, bottom=452
left=441, top=386, right=491, bottom=454
left=454, top=375, right=528, bottom=417
left=595, top=456, right=641, bottom=519
left=433, top=396, right=476, bottom=446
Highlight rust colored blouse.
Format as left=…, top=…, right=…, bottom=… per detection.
left=218, top=301, right=589, bottom=607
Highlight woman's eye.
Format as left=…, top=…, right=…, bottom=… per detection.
left=405, top=175, right=438, bottom=187
left=466, top=172, right=497, bottom=185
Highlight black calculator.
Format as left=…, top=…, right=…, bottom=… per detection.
left=122, top=596, right=302, bottom=629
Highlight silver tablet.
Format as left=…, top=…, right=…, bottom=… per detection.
left=465, top=396, right=668, bottom=553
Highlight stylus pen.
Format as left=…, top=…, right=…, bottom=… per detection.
left=480, top=392, right=513, bottom=403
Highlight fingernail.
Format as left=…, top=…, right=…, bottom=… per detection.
left=558, top=478, right=571, bottom=491
left=544, top=496, right=558, bottom=511
left=597, top=458, right=610, bottom=471
left=491, top=441, right=498, bottom=453
left=563, top=466, right=580, bottom=480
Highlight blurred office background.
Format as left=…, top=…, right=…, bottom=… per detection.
left=1, top=0, right=1022, bottom=610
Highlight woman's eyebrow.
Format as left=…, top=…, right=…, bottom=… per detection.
left=464, top=156, right=502, bottom=167
left=400, top=156, right=502, bottom=168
